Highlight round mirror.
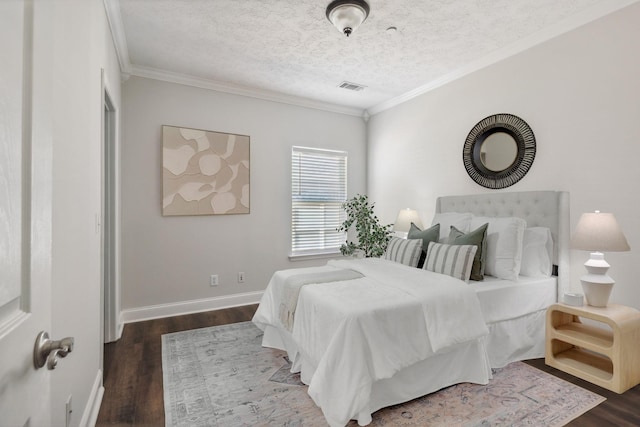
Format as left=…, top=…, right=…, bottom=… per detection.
left=480, top=132, right=518, bottom=171
left=463, top=114, right=536, bottom=189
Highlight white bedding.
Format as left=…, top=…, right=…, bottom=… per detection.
left=279, top=268, right=363, bottom=331
left=473, top=275, right=556, bottom=324
left=474, top=275, right=556, bottom=367
left=253, top=257, right=490, bottom=427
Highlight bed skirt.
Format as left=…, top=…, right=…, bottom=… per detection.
left=485, top=308, right=546, bottom=368
left=262, top=324, right=491, bottom=426
left=261, top=307, right=546, bottom=426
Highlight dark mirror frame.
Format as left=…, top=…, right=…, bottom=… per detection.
left=463, top=113, right=536, bottom=189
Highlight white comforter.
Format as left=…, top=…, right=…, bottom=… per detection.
left=252, top=258, right=490, bottom=427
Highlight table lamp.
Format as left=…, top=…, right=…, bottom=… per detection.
left=393, top=208, right=423, bottom=238
left=570, top=211, right=630, bottom=307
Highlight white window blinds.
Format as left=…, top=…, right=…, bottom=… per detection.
left=291, top=146, right=347, bottom=256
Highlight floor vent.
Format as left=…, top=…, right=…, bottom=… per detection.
left=338, top=81, right=366, bottom=92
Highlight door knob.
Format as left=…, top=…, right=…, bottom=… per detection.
left=34, top=331, right=74, bottom=370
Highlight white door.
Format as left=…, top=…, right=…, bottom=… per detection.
left=0, top=1, right=55, bottom=424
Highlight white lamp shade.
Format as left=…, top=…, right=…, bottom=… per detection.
left=393, top=208, right=423, bottom=232
left=571, top=211, right=629, bottom=307
left=570, top=211, right=630, bottom=252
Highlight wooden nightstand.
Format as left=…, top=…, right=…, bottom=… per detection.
left=545, top=302, right=640, bottom=393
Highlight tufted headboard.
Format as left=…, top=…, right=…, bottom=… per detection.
left=435, top=191, right=570, bottom=301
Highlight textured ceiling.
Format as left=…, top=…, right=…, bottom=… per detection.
left=110, top=0, right=629, bottom=114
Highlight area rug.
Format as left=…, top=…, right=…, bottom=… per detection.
left=161, top=321, right=605, bottom=426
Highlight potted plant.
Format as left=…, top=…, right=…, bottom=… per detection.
left=338, top=194, right=393, bottom=258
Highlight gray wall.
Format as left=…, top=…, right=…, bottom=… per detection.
left=121, top=77, right=367, bottom=318
left=367, top=3, right=640, bottom=309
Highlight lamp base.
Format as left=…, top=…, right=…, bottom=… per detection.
left=580, top=252, right=615, bottom=307
left=580, top=278, right=614, bottom=307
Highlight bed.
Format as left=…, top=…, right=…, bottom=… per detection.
left=252, top=190, right=570, bottom=427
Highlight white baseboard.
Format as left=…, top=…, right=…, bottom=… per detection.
left=116, top=321, right=124, bottom=341
left=120, top=291, right=264, bottom=324
left=80, top=370, right=104, bottom=427
left=104, top=321, right=124, bottom=343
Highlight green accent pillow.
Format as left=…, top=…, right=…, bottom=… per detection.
left=407, top=222, right=440, bottom=268
left=447, top=223, right=488, bottom=281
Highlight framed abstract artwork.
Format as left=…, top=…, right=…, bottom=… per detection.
left=162, top=125, right=250, bottom=216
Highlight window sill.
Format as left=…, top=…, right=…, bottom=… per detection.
left=288, top=251, right=344, bottom=261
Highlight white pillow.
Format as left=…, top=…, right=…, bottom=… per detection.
left=423, top=241, right=478, bottom=283
left=431, top=212, right=473, bottom=241
left=384, top=237, right=423, bottom=267
left=520, top=227, right=553, bottom=277
left=470, top=216, right=526, bottom=281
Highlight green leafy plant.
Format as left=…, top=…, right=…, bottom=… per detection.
left=337, top=194, right=393, bottom=258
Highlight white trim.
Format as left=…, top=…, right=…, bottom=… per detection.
left=289, top=251, right=343, bottom=261
left=79, top=370, right=104, bottom=427
left=120, top=291, right=264, bottom=324
left=102, top=0, right=131, bottom=75
left=366, top=0, right=640, bottom=116
left=101, top=76, right=121, bottom=344
left=101, top=1, right=364, bottom=117
left=103, top=0, right=639, bottom=119
left=115, top=321, right=124, bottom=341
left=129, top=65, right=365, bottom=117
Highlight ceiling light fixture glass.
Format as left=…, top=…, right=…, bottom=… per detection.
left=326, top=0, right=370, bottom=37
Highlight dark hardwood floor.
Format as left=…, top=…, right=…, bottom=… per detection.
left=97, top=304, right=258, bottom=426
left=524, top=359, right=640, bottom=426
left=97, top=304, right=640, bottom=426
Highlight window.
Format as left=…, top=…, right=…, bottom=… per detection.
left=291, top=146, right=347, bottom=258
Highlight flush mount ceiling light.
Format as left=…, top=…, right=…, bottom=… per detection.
left=326, top=0, right=370, bottom=37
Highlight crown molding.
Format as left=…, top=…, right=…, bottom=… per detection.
left=103, top=0, right=131, bottom=75
left=103, top=1, right=364, bottom=117
left=366, top=0, right=640, bottom=116
left=104, top=0, right=638, bottom=120
left=129, top=65, right=365, bottom=117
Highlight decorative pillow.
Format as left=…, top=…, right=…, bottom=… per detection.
left=384, top=237, right=423, bottom=267
left=470, top=216, right=527, bottom=281
left=520, top=227, right=554, bottom=277
left=423, top=242, right=478, bottom=283
left=407, top=222, right=440, bottom=268
left=431, top=212, right=473, bottom=241
left=447, top=223, right=488, bottom=281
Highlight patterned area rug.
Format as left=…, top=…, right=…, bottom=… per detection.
left=161, top=321, right=604, bottom=426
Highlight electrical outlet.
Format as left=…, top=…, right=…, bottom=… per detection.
left=238, top=272, right=245, bottom=283
left=210, top=274, right=219, bottom=286
left=65, top=395, right=72, bottom=427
